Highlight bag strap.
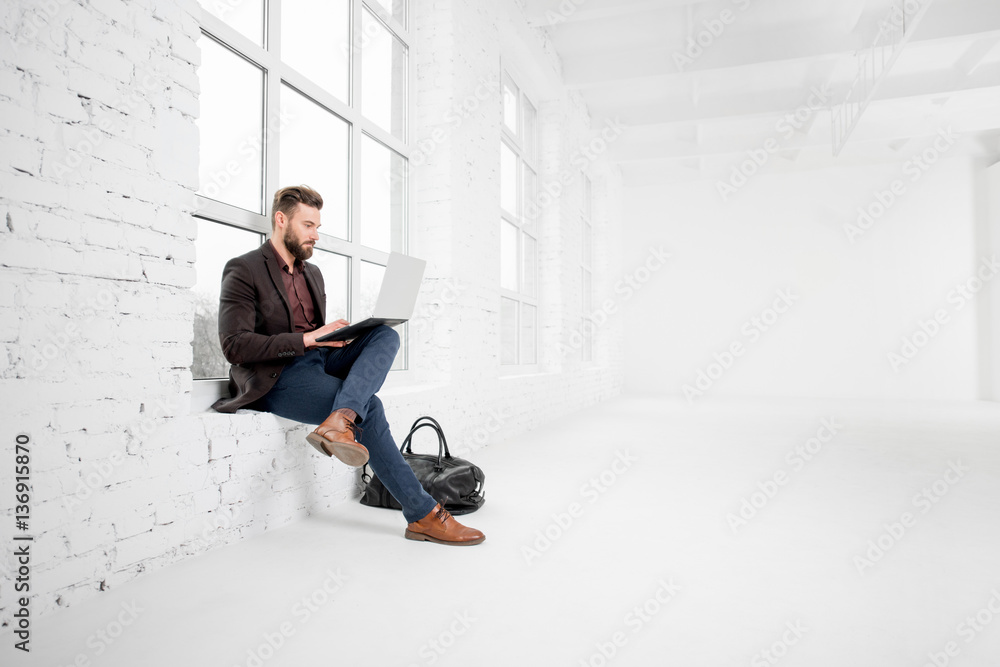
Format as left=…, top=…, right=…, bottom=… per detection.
left=400, top=416, right=451, bottom=468
left=407, top=415, right=445, bottom=437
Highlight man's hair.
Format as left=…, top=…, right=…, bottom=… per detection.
left=271, top=185, right=323, bottom=228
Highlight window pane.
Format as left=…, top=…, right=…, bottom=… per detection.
left=500, top=141, right=518, bottom=215
left=192, top=220, right=263, bottom=379
left=371, top=0, right=407, bottom=27
left=359, top=260, right=404, bottom=369
left=581, top=269, right=593, bottom=363
left=500, top=220, right=518, bottom=292
left=359, top=260, right=385, bottom=318
left=361, top=8, right=407, bottom=140
left=392, top=324, right=406, bottom=371
left=523, top=166, right=537, bottom=226
left=279, top=85, right=350, bottom=240
left=310, top=249, right=350, bottom=322
left=522, top=232, right=536, bottom=298
left=521, top=303, right=536, bottom=365
left=500, top=297, right=517, bottom=365
left=582, top=219, right=592, bottom=269
left=502, top=76, right=518, bottom=134
left=281, top=0, right=350, bottom=103
left=523, top=97, right=537, bottom=161
left=197, top=35, right=264, bottom=213
left=199, top=0, right=264, bottom=46
left=360, top=135, right=405, bottom=253
left=582, top=317, right=593, bottom=363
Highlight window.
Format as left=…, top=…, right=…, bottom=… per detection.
left=192, top=221, right=264, bottom=379
left=192, top=0, right=412, bottom=383
left=499, top=70, right=538, bottom=366
left=581, top=175, right=594, bottom=363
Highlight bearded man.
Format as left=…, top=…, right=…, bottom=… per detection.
left=212, top=185, right=484, bottom=546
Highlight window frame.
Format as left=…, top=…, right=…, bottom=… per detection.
left=498, top=65, right=539, bottom=371
left=580, top=173, right=594, bottom=364
left=192, top=0, right=415, bottom=407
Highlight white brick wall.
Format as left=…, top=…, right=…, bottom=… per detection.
left=0, top=0, right=624, bottom=625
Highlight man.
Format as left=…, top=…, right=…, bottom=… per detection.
left=212, top=185, right=484, bottom=547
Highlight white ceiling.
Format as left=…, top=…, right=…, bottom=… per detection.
left=522, top=0, right=1000, bottom=185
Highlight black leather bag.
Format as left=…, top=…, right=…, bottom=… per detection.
left=360, top=416, right=486, bottom=515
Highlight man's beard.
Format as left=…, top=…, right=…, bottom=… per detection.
left=283, top=229, right=314, bottom=261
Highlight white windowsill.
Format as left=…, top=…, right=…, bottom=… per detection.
left=191, top=376, right=452, bottom=415
left=192, top=378, right=228, bottom=413
left=499, top=368, right=556, bottom=381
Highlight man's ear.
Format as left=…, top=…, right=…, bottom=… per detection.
left=273, top=211, right=286, bottom=230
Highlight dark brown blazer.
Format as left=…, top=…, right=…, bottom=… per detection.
left=212, top=240, right=326, bottom=413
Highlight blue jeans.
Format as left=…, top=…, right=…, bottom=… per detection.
left=251, top=326, right=437, bottom=523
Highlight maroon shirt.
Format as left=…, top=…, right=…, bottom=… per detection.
left=270, top=239, right=317, bottom=333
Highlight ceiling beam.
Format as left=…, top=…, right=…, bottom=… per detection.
left=587, top=61, right=999, bottom=132
left=604, top=95, right=1000, bottom=163
left=524, top=0, right=708, bottom=28
left=559, top=8, right=1000, bottom=89
left=954, top=35, right=1000, bottom=75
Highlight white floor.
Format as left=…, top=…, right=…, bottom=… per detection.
left=4, top=396, right=1000, bottom=667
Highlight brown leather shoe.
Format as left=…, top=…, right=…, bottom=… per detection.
left=305, top=412, right=369, bottom=467
left=405, top=504, right=485, bottom=546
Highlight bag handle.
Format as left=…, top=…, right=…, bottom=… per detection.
left=407, top=415, right=446, bottom=443
left=400, top=416, right=451, bottom=469
left=402, top=416, right=450, bottom=454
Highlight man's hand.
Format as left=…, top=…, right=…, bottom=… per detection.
left=304, top=319, right=351, bottom=349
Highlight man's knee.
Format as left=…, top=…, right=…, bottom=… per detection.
left=362, top=394, right=386, bottom=427
left=376, top=325, right=400, bottom=352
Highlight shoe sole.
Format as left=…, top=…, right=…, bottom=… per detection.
left=404, top=529, right=485, bottom=546
left=306, top=432, right=370, bottom=467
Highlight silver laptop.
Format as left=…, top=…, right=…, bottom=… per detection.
left=315, top=252, right=426, bottom=342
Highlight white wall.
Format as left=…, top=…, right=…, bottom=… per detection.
left=0, top=0, right=624, bottom=622
left=622, top=153, right=992, bottom=401
left=984, top=159, right=1000, bottom=400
